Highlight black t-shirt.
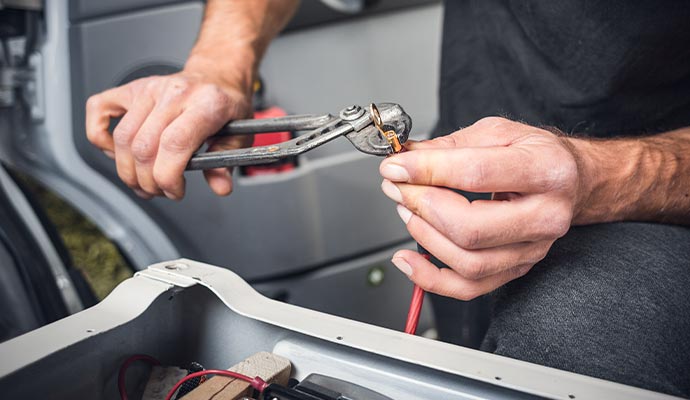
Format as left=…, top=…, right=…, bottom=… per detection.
left=437, top=0, right=690, bottom=138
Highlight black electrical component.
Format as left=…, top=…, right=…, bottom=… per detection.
left=174, top=362, right=205, bottom=400
left=261, top=374, right=392, bottom=400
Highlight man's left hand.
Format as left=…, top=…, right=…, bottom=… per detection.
left=379, top=117, right=588, bottom=300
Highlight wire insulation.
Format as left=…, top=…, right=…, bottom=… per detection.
left=404, top=250, right=429, bottom=335
left=404, top=284, right=425, bottom=334
left=118, top=354, right=160, bottom=400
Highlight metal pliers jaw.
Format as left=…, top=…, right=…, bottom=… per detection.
left=186, top=103, right=411, bottom=170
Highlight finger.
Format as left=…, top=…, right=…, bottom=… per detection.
left=131, top=104, right=183, bottom=195
left=380, top=145, right=561, bottom=193
left=202, top=135, right=252, bottom=196
left=203, top=167, right=234, bottom=196
left=407, top=117, right=528, bottom=150
left=394, top=203, right=550, bottom=279
left=153, top=111, right=224, bottom=199
left=391, top=249, right=532, bottom=300
left=382, top=181, right=571, bottom=248
left=85, top=85, right=133, bottom=154
left=112, top=95, right=155, bottom=189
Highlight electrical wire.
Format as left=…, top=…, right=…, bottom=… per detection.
left=383, top=139, right=428, bottom=336
left=118, top=354, right=160, bottom=400
left=404, top=249, right=429, bottom=335
left=404, top=284, right=425, bottom=335
left=164, top=370, right=268, bottom=400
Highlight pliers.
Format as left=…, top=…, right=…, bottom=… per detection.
left=186, top=103, right=412, bottom=170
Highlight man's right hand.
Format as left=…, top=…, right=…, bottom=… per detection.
left=85, top=71, right=252, bottom=200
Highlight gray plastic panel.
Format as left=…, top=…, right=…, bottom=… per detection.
left=69, top=0, right=189, bottom=22
left=69, top=3, right=442, bottom=279
left=254, top=240, right=435, bottom=332
left=285, top=0, right=441, bottom=30
left=68, top=0, right=441, bottom=29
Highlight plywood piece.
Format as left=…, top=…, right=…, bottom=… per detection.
left=182, top=352, right=291, bottom=400
left=142, top=366, right=188, bottom=400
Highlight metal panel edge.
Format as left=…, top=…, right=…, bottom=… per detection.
left=136, top=259, right=680, bottom=400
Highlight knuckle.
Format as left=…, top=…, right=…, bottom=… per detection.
left=551, top=215, right=571, bottom=238
left=160, top=128, right=193, bottom=153
left=112, top=122, right=137, bottom=146
left=141, top=77, right=163, bottom=92
left=431, top=135, right=457, bottom=148
left=456, top=226, right=482, bottom=249
left=461, top=161, right=487, bottom=190
left=131, top=137, right=156, bottom=163
left=152, top=166, right=177, bottom=191
left=130, top=77, right=153, bottom=91
left=459, top=259, right=485, bottom=280
left=474, top=116, right=510, bottom=130
left=514, top=265, right=532, bottom=279
left=85, top=94, right=103, bottom=112
left=117, top=169, right=137, bottom=188
left=531, top=246, right=550, bottom=264
left=456, top=289, right=480, bottom=301
left=197, top=84, right=232, bottom=112
left=542, top=210, right=571, bottom=238
left=167, top=76, right=191, bottom=91
left=85, top=127, right=100, bottom=144
left=409, top=187, right=433, bottom=214
left=543, top=159, right=577, bottom=191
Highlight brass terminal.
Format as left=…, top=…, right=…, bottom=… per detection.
left=370, top=103, right=404, bottom=154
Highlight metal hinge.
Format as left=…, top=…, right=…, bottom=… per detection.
left=0, top=54, right=43, bottom=120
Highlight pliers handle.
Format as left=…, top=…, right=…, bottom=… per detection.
left=186, top=103, right=411, bottom=170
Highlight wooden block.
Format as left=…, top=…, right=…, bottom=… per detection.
left=182, top=352, right=291, bottom=400
left=142, top=366, right=188, bottom=400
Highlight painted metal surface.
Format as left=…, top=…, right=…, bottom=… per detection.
left=0, top=259, right=678, bottom=400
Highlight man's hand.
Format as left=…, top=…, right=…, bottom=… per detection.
left=84, top=0, right=300, bottom=200
left=379, top=117, right=587, bottom=300
left=86, top=72, right=252, bottom=200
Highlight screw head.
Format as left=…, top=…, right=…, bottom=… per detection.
left=164, top=262, right=189, bottom=270
left=340, top=105, right=364, bottom=120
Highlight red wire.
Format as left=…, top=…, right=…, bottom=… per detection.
left=404, top=284, right=425, bottom=334
left=118, top=354, right=160, bottom=400
left=163, top=370, right=268, bottom=400
left=404, top=253, right=429, bottom=335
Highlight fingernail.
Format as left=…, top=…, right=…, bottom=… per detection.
left=163, top=190, right=178, bottom=200
left=381, top=180, right=402, bottom=203
left=104, top=150, right=115, bottom=159
left=392, top=257, right=413, bottom=276
left=133, top=189, right=152, bottom=199
left=396, top=204, right=412, bottom=224
left=380, top=162, right=409, bottom=182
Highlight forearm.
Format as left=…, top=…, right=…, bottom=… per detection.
left=571, top=128, right=690, bottom=225
left=184, top=0, right=300, bottom=94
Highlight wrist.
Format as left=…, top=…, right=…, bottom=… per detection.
left=184, top=46, right=257, bottom=97
left=567, top=137, right=646, bottom=225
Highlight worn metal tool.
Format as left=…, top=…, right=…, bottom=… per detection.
left=186, top=103, right=411, bottom=170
